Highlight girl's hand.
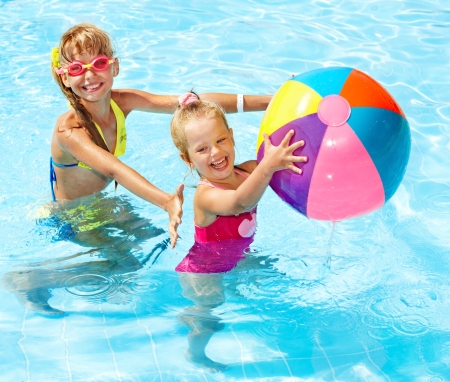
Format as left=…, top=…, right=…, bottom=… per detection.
left=262, top=130, right=307, bottom=174
left=166, top=184, right=185, bottom=248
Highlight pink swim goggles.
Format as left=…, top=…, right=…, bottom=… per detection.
left=56, top=56, right=115, bottom=76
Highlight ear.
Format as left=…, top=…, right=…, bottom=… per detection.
left=180, top=152, right=194, bottom=168
left=113, top=59, right=119, bottom=77
left=61, top=73, right=71, bottom=88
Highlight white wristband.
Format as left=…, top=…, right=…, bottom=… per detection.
left=237, top=94, right=244, bottom=113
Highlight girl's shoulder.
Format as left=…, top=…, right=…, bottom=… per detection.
left=235, top=160, right=258, bottom=175
left=54, top=109, right=79, bottom=135
left=111, top=89, right=136, bottom=116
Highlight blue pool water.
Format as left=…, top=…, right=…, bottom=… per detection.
left=1, top=0, right=450, bottom=380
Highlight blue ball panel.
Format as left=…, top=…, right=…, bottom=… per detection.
left=349, top=107, right=411, bottom=201
left=291, top=67, right=353, bottom=97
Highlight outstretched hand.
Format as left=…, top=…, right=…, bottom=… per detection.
left=166, top=183, right=185, bottom=248
left=262, top=130, right=307, bottom=174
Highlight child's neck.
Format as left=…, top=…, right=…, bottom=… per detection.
left=81, top=93, right=112, bottom=125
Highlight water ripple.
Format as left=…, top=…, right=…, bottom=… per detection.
left=366, top=289, right=436, bottom=336
left=251, top=317, right=303, bottom=340
left=64, top=274, right=119, bottom=301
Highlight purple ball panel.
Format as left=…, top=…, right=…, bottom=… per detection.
left=257, top=114, right=328, bottom=215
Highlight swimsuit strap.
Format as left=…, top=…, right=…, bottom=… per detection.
left=197, top=180, right=226, bottom=190
left=89, top=99, right=125, bottom=153
left=234, top=168, right=249, bottom=179
left=197, top=168, right=249, bottom=190
left=50, top=157, right=56, bottom=202
left=78, top=98, right=127, bottom=169
left=93, top=121, right=109, bottom=150
left=110, top=98, right=127, bottom=157
left=50, top=157, right=78, bottom=168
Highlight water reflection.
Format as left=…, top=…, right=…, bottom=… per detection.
left=176, top=239, right=277, bottom=372
left=1, top=194, right=167, bottom=316
left=178, top=272, right=228, bottom=372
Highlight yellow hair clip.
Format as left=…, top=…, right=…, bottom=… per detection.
left=50, top=47, right=61, bottom=69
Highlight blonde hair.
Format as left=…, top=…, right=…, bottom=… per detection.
left=51, top=23, right=116, bottom=151
left=170, top=95, right=230, bottom=163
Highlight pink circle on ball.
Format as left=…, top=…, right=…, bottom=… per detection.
left=317, top=95, right=351, bottom=126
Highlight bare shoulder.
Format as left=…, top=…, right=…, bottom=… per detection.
left=235, top=160, right=258, bottom=174
left=194, top=182, right=213, bottom=205
left=111, top=89, right=140, bottom=115
left=53, top=110, right=91, bottom=148
left=54, top=109, right=79, bottom=137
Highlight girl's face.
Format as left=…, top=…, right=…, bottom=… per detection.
left=60, top=50, right=118, bottom=103
left=183, top=116, right=235, bottom=181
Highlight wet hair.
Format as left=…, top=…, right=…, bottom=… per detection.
left=170, top=92, right=230, bottom=164
left=51, top=23, right=115, bottom=151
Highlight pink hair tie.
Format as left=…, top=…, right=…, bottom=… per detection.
left=178, top=92, right=199, bottom=108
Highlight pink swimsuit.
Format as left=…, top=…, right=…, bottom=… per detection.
left=176, top=169, right=257, bottom=274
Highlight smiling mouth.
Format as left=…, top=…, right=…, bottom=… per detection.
left=211, top=157, right=228, bottom=170
left=82, top=83, right=103, bottom=92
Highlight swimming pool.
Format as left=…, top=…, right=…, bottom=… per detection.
left=1, top=0, right=449, bottom=380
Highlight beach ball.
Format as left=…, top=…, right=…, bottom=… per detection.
left=256, top=67, right=410, bottom=221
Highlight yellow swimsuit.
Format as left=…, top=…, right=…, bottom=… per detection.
left=78, top=99, right=127, bottom=168
left=50, top=99, right=127, bottom=201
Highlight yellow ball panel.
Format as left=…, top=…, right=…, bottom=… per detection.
left=256, top=80, right=322, bottom=151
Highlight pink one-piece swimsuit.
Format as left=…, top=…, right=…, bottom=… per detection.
left=175, top=169, right=257, bottom=274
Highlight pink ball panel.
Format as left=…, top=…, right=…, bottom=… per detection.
left=307, top=123, right=385, bottom=221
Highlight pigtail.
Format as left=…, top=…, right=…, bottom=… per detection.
left=66, top=87, right=109, bottom=152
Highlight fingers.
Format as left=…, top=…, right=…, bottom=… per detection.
left=168, top=216, right=181, bottom=248
left=175, top=183, right=185, bottom=209
left=290, top=155, right=308, bottom=163
left=290, top=139, right=305, bottom=150
left=280, top=129, right=295, bottom=146
left=262, top=132, right=273, bottom=148
left=168, top=184, right=185, bottom=248
left=286, top=164, right=303, bottom=174
left=265, top=130, right=304, bottom=151
left=263, top=130, right=308, bottom=173
left=169, top=226, right=178, bottom=248
left=169, top=214, right=182, bottom=248
left=281, top=130, right=306, bottom=150
left=176, top=183, right=185, bottom=196
left=169, top=204, right=183, bottom=225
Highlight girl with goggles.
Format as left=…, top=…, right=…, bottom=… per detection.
left=50, top=23, right=273, bottom=248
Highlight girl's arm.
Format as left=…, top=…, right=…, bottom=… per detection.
left=197, top=93, right=272, bottom=113
left=57, top=128, right=184, bottom=248
left=196, top=130, right=306, bottom=217
left=112, top=89, right=272, bottom=115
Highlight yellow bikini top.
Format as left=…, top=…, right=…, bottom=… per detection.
left=78, top=98, right=127, bottom=169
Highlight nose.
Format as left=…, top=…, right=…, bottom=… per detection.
left=211, top=144, right=221, bottom=157
left=84, top=66, right=96, bottom=78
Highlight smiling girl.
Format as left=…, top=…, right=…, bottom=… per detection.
left=170, top=91, right=307, bottom=271
left=50, top=23, right=272, bottom=247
